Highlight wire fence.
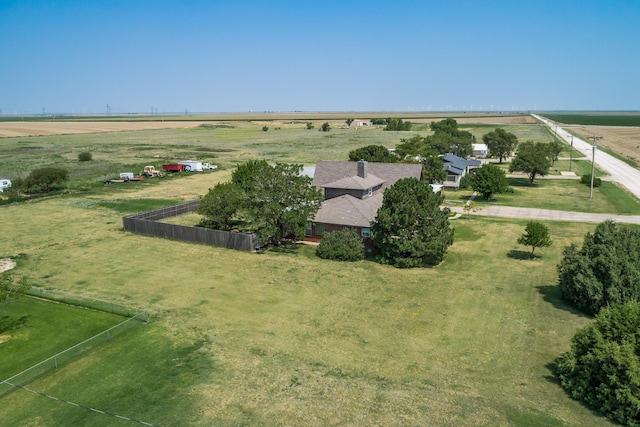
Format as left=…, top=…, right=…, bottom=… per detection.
left=26, top=286, right=142, bottom=318
left=0, top=289, right=148, bottom=399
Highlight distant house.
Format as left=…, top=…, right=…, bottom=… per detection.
left=441, top=153, right=481, bottom=189
left=307, top=160, right=423, bottom=247
left=350, top=119, right=372, bottom=128
left=472, top=143, right=488, bottom=158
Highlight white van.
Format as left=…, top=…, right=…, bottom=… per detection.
left=0, top=179, right=12, bottom=192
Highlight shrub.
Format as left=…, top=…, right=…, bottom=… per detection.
left=78, top=151, right=93, bottom=161
left=22, top=167, right=69, bottom=193
left=557, top=220, right=640, bottom=315
left=459, top=174, right=471, bottom=189
left=316, top=229, right=364, bottom=261
left=580, top=173, right=602, bottom=187
left=262, top=125, right=269, bottom=132
left=556, top=301, right=640, bottom=426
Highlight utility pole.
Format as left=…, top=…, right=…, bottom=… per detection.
left=569, top=135, right=574, bottom=171
left=589, top=135, right=603, bottom=199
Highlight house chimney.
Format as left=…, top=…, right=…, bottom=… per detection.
left=357, top=160, right=367, bottom=178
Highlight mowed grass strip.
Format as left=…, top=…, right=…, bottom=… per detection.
left=0, top=192, right=617, bottom=425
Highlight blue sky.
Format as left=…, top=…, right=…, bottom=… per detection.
left=1, top=0, right=638, bottom=114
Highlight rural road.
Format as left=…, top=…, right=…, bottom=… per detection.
left=532, top=113, right=640, bottom=200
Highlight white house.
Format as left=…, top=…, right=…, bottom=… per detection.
left=472, top=143, right=488, bottom=158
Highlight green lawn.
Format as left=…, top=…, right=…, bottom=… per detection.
left=0, top=296, right=128, bottom=379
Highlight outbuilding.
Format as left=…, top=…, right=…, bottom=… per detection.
left=178, top=160, right=203, bottom=172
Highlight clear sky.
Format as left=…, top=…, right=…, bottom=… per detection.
left=1, top=0, right=638, bottom=114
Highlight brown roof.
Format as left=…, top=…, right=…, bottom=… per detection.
left=312, top=161, right=422, bottom=191
left=314, top=194, right=383, bottom=227
left=312, top=161, right=423, bottom=228
left=323, top=174, right=384, bottom=190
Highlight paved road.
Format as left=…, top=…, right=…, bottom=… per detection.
left=450, top=205, right=640, bottom=225
left=533, top=113, right=640, bottom=200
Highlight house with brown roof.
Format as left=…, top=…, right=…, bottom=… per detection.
left=306, top=160, right=423, bottom=247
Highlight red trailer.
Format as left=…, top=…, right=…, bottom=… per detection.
left=162, top=164, right=186, bottom=172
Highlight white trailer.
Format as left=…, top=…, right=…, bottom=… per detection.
left=0, top=179, right=11, bottom=192
left=178, top=160, right=203, bottom=172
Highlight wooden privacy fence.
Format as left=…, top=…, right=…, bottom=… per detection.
left=122, top=199, right=258, bottom=252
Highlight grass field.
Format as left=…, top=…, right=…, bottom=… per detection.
left=0, top=115, right=634, bottom=425
left=0, top=173, right=621, bottom=426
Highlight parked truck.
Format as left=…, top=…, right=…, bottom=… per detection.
left=202, top=163, right=218, bottom=170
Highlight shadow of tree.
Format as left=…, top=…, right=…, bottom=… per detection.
left=0, top=314, right=30, bottom=334
left=536, top=285, right=591, bottom=318
left=507, top=249, right=535, bottom=260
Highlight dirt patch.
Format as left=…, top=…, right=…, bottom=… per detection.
left=0, top=258, right=16, bottom=273
left=0, top=121, right=210, bottom=138
left=570, top=125, right=640, bottom=164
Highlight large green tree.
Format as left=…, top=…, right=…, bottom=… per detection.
left=371, top=178, right=453, bottom=268
left=556, top=301, right=640, bottom=427
left=482, top=128, right=518, bottom=163
left=384, top=118, right=412, bottom=131
left=393, top=136, right=445, bottom=183
left=545, top=140, right=563, bottom=166
left=468, top=163, right=509, bottom=200
left=197, top=181, right=244, bottom=230
left=508, top=141, right=552, bottom=185
left=558, top=220, right=640, bottom=316
left=231, top=160, right=324, bottom=246
left=348, top=145, right=397, bottom=163
left=427, top=118, right=474, bottom=157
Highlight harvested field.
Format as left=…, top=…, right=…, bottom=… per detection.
left=0, top=113, right=535, bottom=138
left=569, top=125, right=640, bottom=163
left=0, top=121, right=210, bottom=138
left=411, top=115, right=538, bottom=125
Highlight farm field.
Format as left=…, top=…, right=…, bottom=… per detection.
left=1, top=114, right=636, bottom=425
left=539, top=112, right=640, bottom=167
left=0, top=112, right=535, bottom=138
